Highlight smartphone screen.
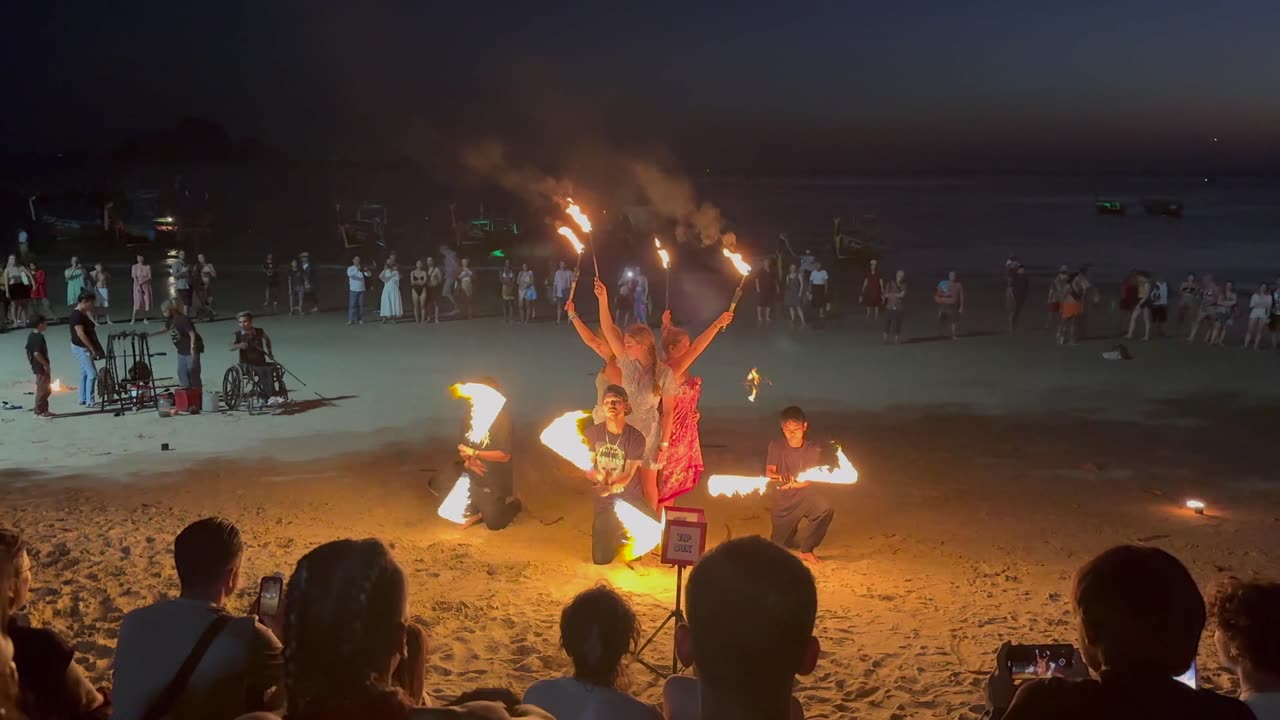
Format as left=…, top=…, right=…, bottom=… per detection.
left=258, top=576, right=283, bottom=617
left=1173, top=660, right=1197, bottom=688
left=1007, top=644, right=1075, bottom=681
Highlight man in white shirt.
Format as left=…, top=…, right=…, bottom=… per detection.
left=111, top=518, right=283, bottom=720
left=807, top=261, right=830, bottom=322
left=553, top=261, right=575, bottom=325
left=347, top=256, right=371, bottom=325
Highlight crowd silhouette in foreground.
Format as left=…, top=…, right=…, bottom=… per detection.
left=3, top=523, right=1279, bottom=720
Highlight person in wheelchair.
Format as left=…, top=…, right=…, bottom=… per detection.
left=230, top=311, right=284, bottom=406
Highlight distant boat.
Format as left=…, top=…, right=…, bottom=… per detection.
left=1095, top=200, right=1126, bottom=216
left=1142, top=198, right=1184, bottom=217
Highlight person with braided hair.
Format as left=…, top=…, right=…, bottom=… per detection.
left=242, top=538, right=550, bottom=720
left=524, top=584, right=660, bottom=720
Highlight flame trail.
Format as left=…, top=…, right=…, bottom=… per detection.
left=438, top=474, right=473, bottom=524
left=654, top=237, right=670, bottom=269
left=796, top=445, right=859, bottom=485
left=722, top=248, right=751, bottom=277
left=707, top=474, right=773, bottom=497
left=451, top=383, right=507, bottom=446
left=745, top=367, right=766, bottom=403
left=539, top=410, right=594, bottom=470
left=709, top=444, right=859, bottom=498
left=565, top=200, right=593, bottom=233
left=616, top=499, right=664, bottom=560
left=557, top=226, right=585, bottom=254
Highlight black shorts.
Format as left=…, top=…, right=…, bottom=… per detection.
left=1270, top=315, right=1280, bottom=332
left=1151, top=305, right=1168, bottom=323
left=810, top=285, right=827, bottom=309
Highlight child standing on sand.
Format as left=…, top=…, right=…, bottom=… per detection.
left=764, top=406, right=834, bottom=565
left=91, top=262, right=111, bottom=324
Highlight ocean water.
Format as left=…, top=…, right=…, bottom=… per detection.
left=697, top=175, right=1280, bottom=279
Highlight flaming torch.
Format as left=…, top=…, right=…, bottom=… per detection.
left=722, top=248, right=751, bottom=331
left=558, top=226, right=586, bottom=300
left=745, top=367, right=771, bottom=403
left=539, top=409, right=665, bottom=560
left=565, top=200, right=600, bottom=276
left=655, top=237, right=671, bottom=312
left=451, top=382, right=507, bottom=446
left=708, top=444, right=859, bottom=497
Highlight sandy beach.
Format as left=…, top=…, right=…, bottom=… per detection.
left=3, top=267, right=1279, bottom=720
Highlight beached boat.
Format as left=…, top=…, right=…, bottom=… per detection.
left=1095, top=200, right=1126, bottom=216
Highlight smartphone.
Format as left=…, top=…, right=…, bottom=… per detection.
left=1173, top=660, right=1197, bottom=688
left=257, top=576, right=283, bottom=617
left=1006, top=644, right=1075, bottom=681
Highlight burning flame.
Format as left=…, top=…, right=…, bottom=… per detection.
left=51, top=379, right=64, bottom=392
left=707, top=474, right=773, bottom=498
left=557, top=226, right=585, bottom=254
left=796, top=445, right=859, bottom=485
left=723, top=248, right=751, bottom=277
left=539, top=410, right=594, bottom=471
left=1185, top=499, right=1206, bottom=512
left=566, top=201, right=593, bottom=233
left=451, top=383, right=507, bottom=446
left=745, top=367, right=766, bottom=403
left=655, top=238, right=670, bottom=269
left=615, top=499, right=665, bottom=560
left=437, top=474, right=473, bottom=524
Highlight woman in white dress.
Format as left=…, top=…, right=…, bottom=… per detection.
left=379, top=260, right=402, bottom=323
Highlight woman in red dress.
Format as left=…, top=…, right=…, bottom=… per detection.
left=657, top=309, right=734, bottom=506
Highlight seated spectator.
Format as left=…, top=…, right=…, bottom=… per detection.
left=1, top=528, right=106, bottom=719
left=111, top=517, right=283, bottom=720
left=2, top=550, right=22, bottom=720
left=988, top=545, right=1255, bottom=720
left=524, top=584, right=660, bottom=720
left=674, top=536, right=819, bottom=720
left=237, top=537, right=550, bottom=720
left=1211, top=578, right=1280, bottom=719
left=662, top=675, right=804, bottom=720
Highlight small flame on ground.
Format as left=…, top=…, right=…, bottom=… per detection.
left=51, top=379, right=64, bottom=392
left=745, top=367, right=766, bottom=403
left=557, top=226, right=585, bottom=254
left=655, top=238, right=670, bottom=269
left=616, top=499, right=664, bottom=560
left=1185, top=499, right=1206, bottom=511
left=723, top=248, right=751, bottom=277
left=451, top=383, right=507, bottom=446
left=438, top=474, right=472, bottom=524
left=566, top=201, right=593, bottom=233
left=540, top=410, right=594, bottom=471
left=707, top=474, right=773, bottom=497
left=796, top=445, right=859, bottom=485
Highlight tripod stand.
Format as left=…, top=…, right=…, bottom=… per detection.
left=635, top=563, right=687, bottom=678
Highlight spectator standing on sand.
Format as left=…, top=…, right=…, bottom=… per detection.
left=4, top=254, right=31, bottom=329
left=1046, top=266, right=1069, bottom=330
left=861, top=258, right=884, bottom=321
left=64, top=256, right=89, bottom=310
left=171, top=250, right=193, bottom=308
left=26, top=316, right=54, bottom=418
left=935, top=271, right=964, bottom=340
left=152, top=300, right=203, bottom=391
left=410, top=260, right=430, bottom=324
left=28, top=260, right=52, bottom=323
left=518, top=263, right=537, bottom=324
left=1270, top=276, right=1280, bottom=349
left=346, top=256, right=371, bottom=325
left=1244, top=283, right=1273, bottom=350
left=1126, top=271, right=1153, bottom=341
left=1188, top=273, right=1220, bottom=343
left=524, top=585, right=660, bottom=720
left=1210, top=578, right=1280, bottom=719
left=89, top=262, right=111, bottom=324
left=379, top=259, right=402, bottom=324
left=68, top=291, right=103, bottom=407
left=112, top=518, right=284, bottom=720
left=263, top=253, right=280, bottom=314
left=299, top=251, right=320, bottom=313
left=784, top=264, right=806, bottom=329
left=287, top=258, right=303, bottom=315
left=458, top=258, right=474, bottom=320
left=807, top=261, right=830, bottom=324
left=440, top=245, right=461, bottom=316
left=1177, top=273, right=1200, bottom=334
left=883, top=270, right=907, bottom=344
left=675, top=536, right=819, bottom=720
left=554, top=261, right=574, bottom=325
left=1008, top=265, right=1030, bottom=334
left=987, top=545, right=1254, bottom=720
left=756, top=262, right=777, bottom=327
left=1210, top=281, right=1238, bottom=346
left=632, top=269, right=649, bottom=326
left=500, top=260, right=517, bottom=323
left=614, top=269, right=635, bottom=328
left=426, top=256, right=444, bottom=322
left=196, top=253, right=218, bottom=320
left=132, top=254, right=153, bottom=324
left=1, top=528, right=108, bottom=719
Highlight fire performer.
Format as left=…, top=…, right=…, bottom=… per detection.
left=585, top=385, right=649, bottom=564
left=657, top=308, right=735, bottom=506
left=456, top=378, right=522, bottom=531
left=593, top=278, right=678, bottom=511
left=764, top=406, right=835, bottom=564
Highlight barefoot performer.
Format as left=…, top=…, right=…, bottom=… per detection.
left=454, top=378, right=522, bottom=531
left=584, top=385, right=649, bottom=565
left=657, top=308, right=734, bottom=506
left=593, top=278, right=677, bottom=511
left=764, top=406, right=835, bottom=564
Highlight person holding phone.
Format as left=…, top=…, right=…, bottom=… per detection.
left=764, top=406, right=834, bottom=565
left=985, top=545, right=1255, bottom=720
left=456, top=378, right=522, bottom=531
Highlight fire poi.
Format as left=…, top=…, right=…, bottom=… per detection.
left=538, top=409, right=665, bottom=559
left=437, top=473, right=473, bottom=524
left=558, top=226, right=586, bottom=299
left=745, top=367, right=770, bottom=403
left=707, top=444, right=859, bottom=497
left=438, top=383, right=508, bottom=525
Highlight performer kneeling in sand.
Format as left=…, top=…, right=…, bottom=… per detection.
left=586, top=385, right=649, bottom=565
left=458, top=378, right=522, bottom=531
left=765, top=406, right=835, bottom=564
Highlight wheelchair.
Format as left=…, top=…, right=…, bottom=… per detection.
left=222, top=362, right=289, bottom=412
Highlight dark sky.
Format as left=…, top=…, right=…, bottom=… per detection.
left=7, top=1, right=1280, bottom=171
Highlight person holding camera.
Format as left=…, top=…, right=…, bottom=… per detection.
left=985, top=545, right=1255, bottom=720
left=764, top=406, right=835, bottom=565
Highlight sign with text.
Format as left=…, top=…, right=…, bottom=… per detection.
left=664, top=506, right=706, bottom=524
left=660, top=519, right=707, bottom=567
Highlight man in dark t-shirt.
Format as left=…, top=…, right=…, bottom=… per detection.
left=584, top=385, right=649, bottom=565
left=457, top=387, right=522, bottom=531
left=68, top=291, right=103, bottom=407
left=764, top=406, right=834, bottom=564
left=231, top=312, right=279, bottom=404
left=153, top=301, right=202, bottom=390
left=25, top=316, right=53, bottom=417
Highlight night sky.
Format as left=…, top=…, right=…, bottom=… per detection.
left=6, top=1, right=1279, bottom=172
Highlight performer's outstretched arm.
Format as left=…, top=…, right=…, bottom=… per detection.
left=666, top=312, right=734, bottom=378
left=594, top=278, right=625, bottom=361
left=565, top=300, right=611, bottom=361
